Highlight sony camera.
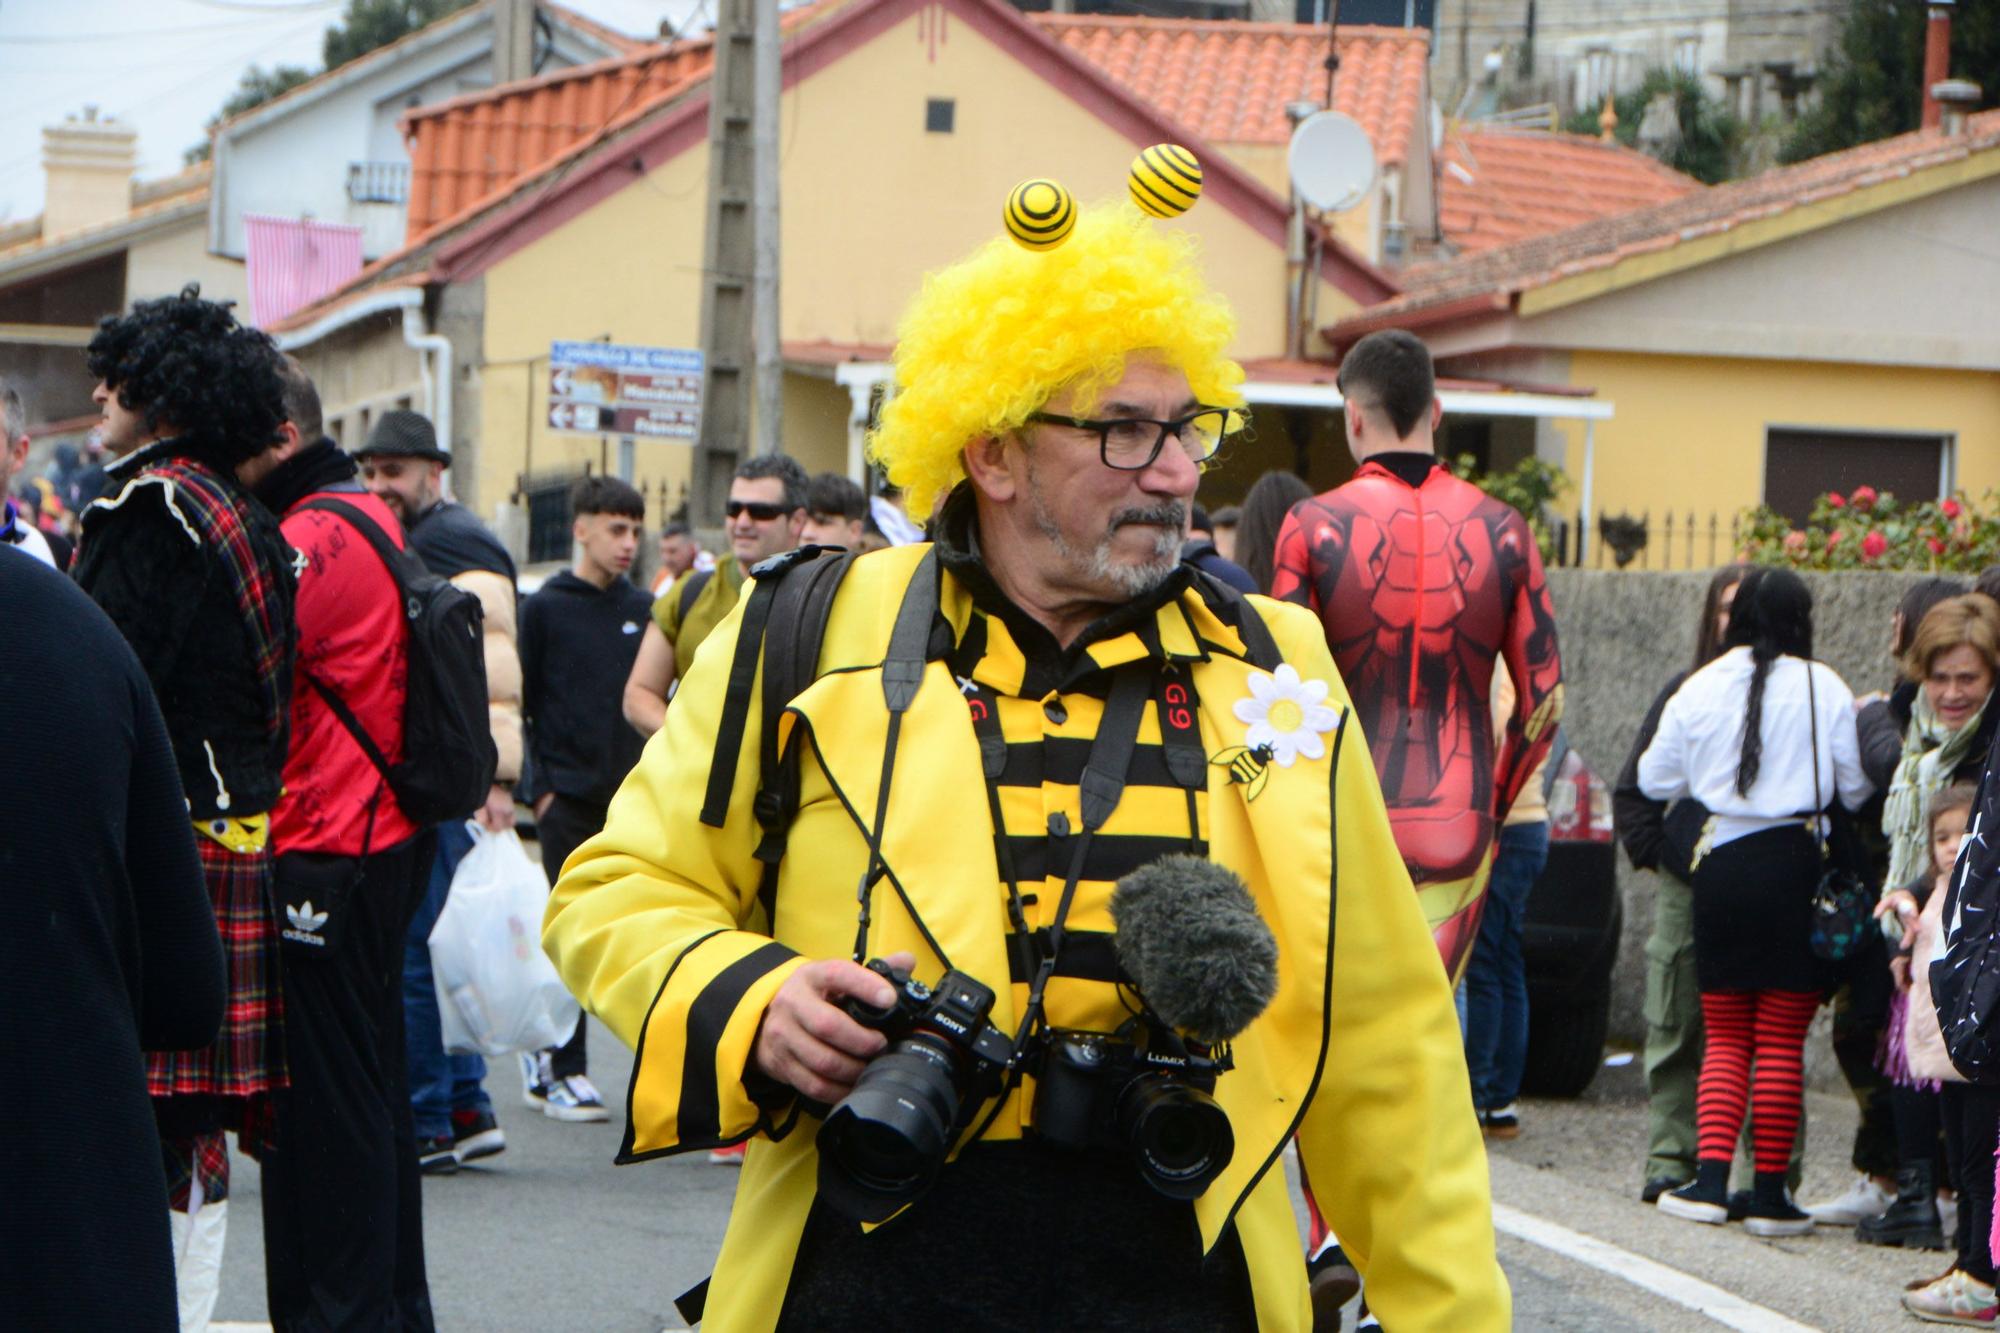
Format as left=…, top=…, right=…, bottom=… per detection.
left=814, top=959, right=1014, bottom=1224
left=1031, top=1014, right=1235, bottom=1200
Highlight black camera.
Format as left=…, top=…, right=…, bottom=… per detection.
left=814, top=960, right=1014, bottom=1224
left=1031, top=1014, right=1235, bottom=1200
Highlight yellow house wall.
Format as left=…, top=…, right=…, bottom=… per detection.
left=125, top=216, right=249, bottom=310
left=1551, top=349, right=2000, bottom=525
left=474, top=8, right=1372, bottom=519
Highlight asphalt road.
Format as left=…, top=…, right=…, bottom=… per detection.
left=210, top=1027, right=1943, bottom=1330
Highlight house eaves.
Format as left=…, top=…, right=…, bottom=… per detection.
left=1325, top=109, right=2000, bottom=346
left=0, top=193, right=208, bottom=295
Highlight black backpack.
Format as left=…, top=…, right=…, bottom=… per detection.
left=297, top=497, right=499, bottom=825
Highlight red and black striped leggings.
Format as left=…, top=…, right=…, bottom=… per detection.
left=1696, top=988, right=1820, bottom=1172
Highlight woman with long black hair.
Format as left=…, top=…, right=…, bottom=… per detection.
left=1616, top=562, right=1749, bottom=1202
left=1639, top=567, right=1872, bottom=1236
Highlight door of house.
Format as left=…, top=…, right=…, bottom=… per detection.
left=1763, top=427, right=1951, bottom=526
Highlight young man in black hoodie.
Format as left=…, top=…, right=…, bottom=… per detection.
left=519, top=475, right=652, bottom=1119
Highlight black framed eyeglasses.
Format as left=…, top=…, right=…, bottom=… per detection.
left=726, top=499, right=791, bottom=521
left=1025, top=406, right=1240, bottom=471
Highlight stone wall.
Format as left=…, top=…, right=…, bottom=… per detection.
left=1544, top=568, right=1936, bottom=1048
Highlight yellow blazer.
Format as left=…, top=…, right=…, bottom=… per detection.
left=544, top=544, right=1509, bottom=1332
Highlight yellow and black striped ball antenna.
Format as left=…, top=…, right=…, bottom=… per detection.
left=1003, top=177, right=1077, bottom=251
left=1128, top=143, right=1203, bottom=218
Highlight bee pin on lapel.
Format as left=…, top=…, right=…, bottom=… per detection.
left=1211, top=743, right=1277, bottom=801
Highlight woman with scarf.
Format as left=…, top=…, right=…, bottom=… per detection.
left=1858, top=596, right=2000, bottom=1267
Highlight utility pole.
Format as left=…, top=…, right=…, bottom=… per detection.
left=691, top=0, right=782, bottom=526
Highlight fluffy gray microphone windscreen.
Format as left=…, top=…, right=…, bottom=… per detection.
left=1109, top=854, right=1280, bottom=1044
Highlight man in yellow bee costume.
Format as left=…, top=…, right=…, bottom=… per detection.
left=543, top=195, right=1509, bottom=1331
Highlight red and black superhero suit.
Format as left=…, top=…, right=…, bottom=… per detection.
left=1272, top=453, right=1563, bottom=983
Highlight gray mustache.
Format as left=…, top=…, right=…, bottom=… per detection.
left=1112, top=503, right=1187, bottom=531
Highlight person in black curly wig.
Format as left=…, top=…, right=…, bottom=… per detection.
left=85, top=283, right=284, bottom=469
left=71, top=283, right=299, bottom=1329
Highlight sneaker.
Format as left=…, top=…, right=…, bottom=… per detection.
left=708, top=1142, right=748, bottom=1165
left=416, top=1134, right=459, bottom=1176
left=1479, top=1105, right=1521, bottom=1140
left=1641, top=1175, right=1689, bottom=1204
left=1307, top=1242, right=1361, bottom=1324
left=1903, top=1267, right=1999, bottom=1325
left=1803, top=1172, right=1894, bottom=1226
left=1742, top=1195, right=1814, bottom=1238
left=1657, top=1177, right=1729, bottom=1225
left=1726, top=1190, right=1753, bottom=1223
left=519, top=1051, right=553, bottom=1112
left=540, top=1073, right=610, bottom=1123
left=450, top=1108, right=506, bottom=1164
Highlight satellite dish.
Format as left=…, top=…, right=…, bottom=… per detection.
left=1288, top=111, right=1376, bottom=213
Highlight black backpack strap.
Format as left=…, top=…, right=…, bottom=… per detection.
left=751, top=550, right=862, bottom=885
left=307, top=674, right=394, bottom=783
left=296, top=496, right=410, bottom=583
left=699, top=546, right=843, bottom=830
left=676, top=566, right=713, bottom=622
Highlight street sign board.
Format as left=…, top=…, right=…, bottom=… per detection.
left=547, top=341, right=703, bottom=441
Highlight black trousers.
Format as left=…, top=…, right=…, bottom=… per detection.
left=1941, top=1081, right=2000, bottom=1283
left=1830, top=933, right=1899, bottom=1179
left=260, top=831, right=437, bottom=1333
left=535, top=795, right=608, bottom=1079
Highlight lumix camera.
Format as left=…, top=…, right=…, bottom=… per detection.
left=815, top=960, right=1013, bottom=1224
left=814, top=959, right=1235, bottom=1222
left=1033, top=1015, right=1233, bottom=1201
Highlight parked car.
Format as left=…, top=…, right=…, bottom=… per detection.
left=1520, top=731, right=1622, bottom=1097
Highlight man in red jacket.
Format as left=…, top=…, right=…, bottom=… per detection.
left=237, top=356, right=437, bottom=1332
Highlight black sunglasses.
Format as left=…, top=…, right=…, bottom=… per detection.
left=1025, top=406, right=1238, bottom=471
left=726, top=499, right=792, bottom=521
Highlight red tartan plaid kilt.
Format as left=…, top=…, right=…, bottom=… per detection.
left=146, top=835, right=287, bottom=1104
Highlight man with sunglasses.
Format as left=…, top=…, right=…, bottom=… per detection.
left=547, top=205, right=1505, bottom=1331
left=624, top=454, right=808, bottom=738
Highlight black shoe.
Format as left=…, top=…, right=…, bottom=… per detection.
left=1642, top=1174, right=1689, bottom=1204
left=1742, top=1171, right=1813, bottom=1237
left=1727, top=1190, right=1752, bottom=1222
left=417, top=1134, right=459, bottom=1176
left=1858, top=1163, right=1947, bottom=1250
left=1308, top=1243, right=1360, bottom=1329
left=1658, top=1163, right=1730, bottom=1224
left=450, top=1108, right=506, bottom=1164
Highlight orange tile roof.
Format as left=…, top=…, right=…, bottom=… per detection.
left=1028, top=16, right=1429, bottom=167
left=400, top=3, right=835, bottom=239
left=1332, top=108, right=2000, bottom=339
left=1438, top=126, right=1700, bottom=255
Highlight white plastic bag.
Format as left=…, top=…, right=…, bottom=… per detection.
left=429, top=823, right=581, bottom=1057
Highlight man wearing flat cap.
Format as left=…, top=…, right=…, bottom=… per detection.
left=355, top=413, right=547, bottom=1160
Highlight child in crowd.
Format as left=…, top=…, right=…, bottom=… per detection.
left=1890, top=783, right=2000, bottom=1324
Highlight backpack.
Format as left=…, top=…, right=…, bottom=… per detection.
left=674, top=566, right=713, bottom=624
left=296, top=497, right=499, bottom=826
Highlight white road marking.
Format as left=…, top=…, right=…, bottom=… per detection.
left=1493, top=1203, right=1823, bottom=1333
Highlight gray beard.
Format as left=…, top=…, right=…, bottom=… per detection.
left=1025, top=458, right=1185, bottom=600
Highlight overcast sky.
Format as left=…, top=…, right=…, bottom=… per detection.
left=0, top=0, right=703, bottom=223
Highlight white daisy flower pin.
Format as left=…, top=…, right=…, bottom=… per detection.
left=1231, top=664, right=1340, bottom=767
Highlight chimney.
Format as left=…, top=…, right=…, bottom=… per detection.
left=41, top=106, right=138, bottom=240
left=492, top=0, right=538, bottom=85
left=1922, top=1, right=1954, bottom=131
left=1934, top=79, right=1983, bottom=136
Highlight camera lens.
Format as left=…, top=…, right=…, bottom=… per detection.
left=1117, top=1077, right=1233, bottom=1200
left=815, top=1037, right=966, bottom=1224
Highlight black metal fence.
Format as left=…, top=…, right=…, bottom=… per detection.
left=1547, top=510, right=1747, bottom=572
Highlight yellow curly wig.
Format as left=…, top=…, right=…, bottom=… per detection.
left=868, top=202, right=1245, bottom=516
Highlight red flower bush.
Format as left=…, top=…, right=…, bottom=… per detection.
left=1861, top=530, right=1888, bottom=561
left=1742, top=489, right=2000, bottom=571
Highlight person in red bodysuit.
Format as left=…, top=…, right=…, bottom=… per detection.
left=1271, top=330, right=1563, bottom=1326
